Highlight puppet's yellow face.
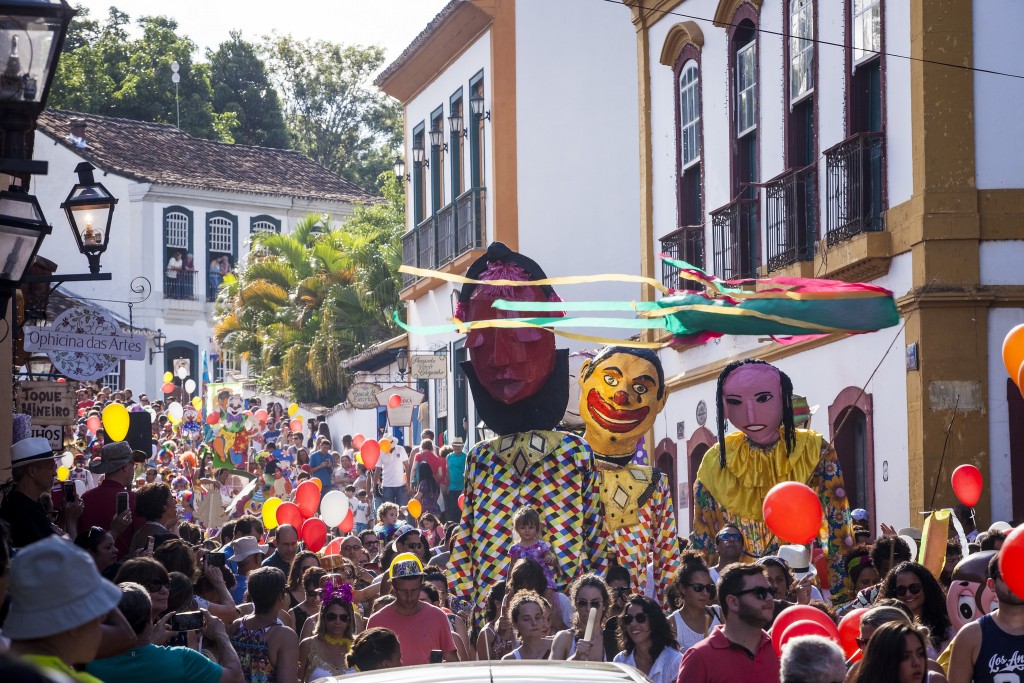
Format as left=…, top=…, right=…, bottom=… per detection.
left=579, top=352, right=665, bottom=453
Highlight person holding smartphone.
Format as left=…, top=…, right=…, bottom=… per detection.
left=80, top=441, right=143, bottom=558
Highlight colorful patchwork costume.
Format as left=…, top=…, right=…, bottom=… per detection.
left=450, top=430, right=605, bottom=629
left=690, top=429, right=853, bottom=599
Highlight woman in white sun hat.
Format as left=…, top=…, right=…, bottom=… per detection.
left=6, top=536, right=124, bottom=682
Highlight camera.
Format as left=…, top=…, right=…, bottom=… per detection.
left=62, top=481, right=76, bottom=502
left=207, top=551, right=226, bottom=568
left=171, top=611, right=205, bottom=632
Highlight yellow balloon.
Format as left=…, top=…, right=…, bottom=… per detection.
left=57, top=466, right=70, bottom=482
left=407, top=499, right=422, bottom=519
left=102, top=403, right=130, bottom=442
left=311, top=477, right=323, bottom=491
left=288, top=403, right=299, bottom=417
left=262, top=497, right=283, bottom=530
left=380, top=439, right=393, bottom=454
left=163, top=371, right=173, bottom=383
left=191, top=397, right=203, bottom=409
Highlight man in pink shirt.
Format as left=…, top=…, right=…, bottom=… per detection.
left=367, top=553, right=457, bottom=665
left=676, top=563, right=781, bottom=683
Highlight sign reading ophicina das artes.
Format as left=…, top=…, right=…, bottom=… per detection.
left=23, top=306, right=146, bottom=381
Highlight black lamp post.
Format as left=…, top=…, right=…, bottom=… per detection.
left=0, top=184, right=51, bottom=317
left=428, top=126, right=447, bottom=153
left=61, top=162, right=118, bottom=274
left=393, top=156, right=408, bottom=182
left=149, top=327, right=166, bottom=364
left=395, top=347, right=408, bottom=379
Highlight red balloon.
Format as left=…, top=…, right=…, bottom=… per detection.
left=458, top=494, right=465, bottom=511
left=951, top=464, right=983, bottom=508
left=771, top=604, right=840, bottom=656
left=300, top=517, right=328, bottom=553
left=322, top=537, right=344, bottom=556
left=763, top=481, right=823, bottom=544
left=275, top=502, right=303, bottom=529
left=837, top=608, right=869, bottom=659
left=289, top=418, right=303, bottom=433
left=999, top=525, right=1024, bottom=600
left=360, top=439, right=381, bottom=470
left=162, top=381, right=175, bottom=394
left=56, top=377, right=66, bottom=383
left=295, top=480, right=321, bottom=519
left=254, top=409, right=269, bottom=422
left=86, top=416, right=101, bottom=433
left=206, top=412, right=220, bottom=425
left=338, top=509, right=354, bottom=533
left=388, top=393, right=402, bottom=409
left=352, top=433, right=365, bottom=449
left=77, top=407, right=86, bottom=417
left=779, top=620, right=835, bottom=652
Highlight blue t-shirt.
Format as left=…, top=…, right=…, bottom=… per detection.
left=230, top=573, right=248, bottom=604
left=446, top=452, right=467, bottom=491
left=309, top=451, right=333, bottom=491
left=87, top=644, right=222, bottom=683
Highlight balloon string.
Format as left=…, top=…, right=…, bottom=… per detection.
left=928, top=393, right=960, bottom=512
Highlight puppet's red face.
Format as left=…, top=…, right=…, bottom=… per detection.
left=463, top=285, right=555, bottom=405
left=722, top=365, right=784, bottom=446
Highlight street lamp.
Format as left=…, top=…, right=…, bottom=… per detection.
left=0, top=0, right=76, bottom=174
left=448, top=111, right=466, bottom=138
left=149, top=328, right=166, bottom=364
left=412, top=142, right=428, bottom=169
left=0, top=184, right=51, bottom=317
left=26, top=352, right=51, bottom=377
left=395, top=347, right=408, bottom=379
left=428, top=126, right=447, bottom=153
left=393, top=156, right=408, bottom=182
left=469, top=93, right=490, bottom=121
left=61, top=162, right=118, bottom=274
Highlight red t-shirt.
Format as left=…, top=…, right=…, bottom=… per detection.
left=80, top=479, right=147, bottom=558
left=414, top=451, right=446, bottom=485
left=366, top=602, right=456, bottom=666
left=676, top=625, right=780, bottom=683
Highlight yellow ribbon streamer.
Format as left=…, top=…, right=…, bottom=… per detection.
left=399, top=265, right=671, bottom=295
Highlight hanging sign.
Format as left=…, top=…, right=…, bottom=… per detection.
left=375, top=386, right=424, bottom=426
left=17, top=380, right=76, bottom=425
left=30, top=424, right=65, bottom=451
left=23, top=306, right=145, bottom=380
left=347, top=382, right=383, bottom=410
left=410, top=355, right=447, bottom=380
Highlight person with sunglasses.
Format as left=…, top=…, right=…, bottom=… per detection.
left=879, top=561, right=953, bottom=658
left=298, top=579, right=356, bottom=682
left=676, top=564, right=780, bottom=683
left=614, top=595, right=681, bottom=683
left=550, top=573, right=611, bottom=661
left=710, top=525, right=745, bottom=583
left=668, top=551, right=721, bottom=653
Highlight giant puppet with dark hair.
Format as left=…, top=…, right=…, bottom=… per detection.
left=578, top=345, right=681, bottom=605
left=690, top=359, right=853, bottom=599
left=449, top=243, right=604, bottom=628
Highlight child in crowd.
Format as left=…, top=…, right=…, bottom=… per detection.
left=373, top=502, right=401, bottom=543
left=509, top=506, right=557, bottom=591
left=354, top=490, right=369, bottom=534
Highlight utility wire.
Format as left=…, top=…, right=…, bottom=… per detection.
left=605, top=0, right=1024, bottom=81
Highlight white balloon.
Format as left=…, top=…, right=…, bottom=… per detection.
left=176, top=366, right=188, bottom=379
left=184, top=379, right=197, bottom=393
left=320, top=490, right=350, bottom=527
left=167, top=401, right=184, bottom=422
left=74, top=479, right=87, bottom=497
left=60, top=451, right=74, bottom=468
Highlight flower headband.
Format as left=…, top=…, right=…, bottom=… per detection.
left=321, top=580, right=353, bottom=606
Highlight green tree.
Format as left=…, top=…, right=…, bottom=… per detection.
left=261, top=34, right=402, bottom=192
left=50, top=7, right=220, bottom=140
left=208, top=31, right=289, bottom=148
left=214, top=176, right=404, bottom=405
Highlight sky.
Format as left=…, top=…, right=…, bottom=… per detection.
left=70, top=0, right=451, bottom=64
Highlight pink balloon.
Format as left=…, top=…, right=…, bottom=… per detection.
left=388, top=394, right=402, bottom=409
left=352, top=433, right=365, bottom=449
left=254, top=409, right=269, bottom=422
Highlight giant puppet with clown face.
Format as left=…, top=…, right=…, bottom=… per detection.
left=690, top=359, right=854, bottom=599
left=449, top=243, right=604, bottom=627
left=578, top=346, right=681, bottom=605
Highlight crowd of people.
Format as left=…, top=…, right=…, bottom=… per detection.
left=0, top=379, right=1021, bottom=683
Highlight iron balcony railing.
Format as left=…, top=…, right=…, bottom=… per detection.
left=766, top=165, right=818, bottom=272
left=164, top=269, right=197, bottom=300
left=400, top=187, right=487, bottom=289
left=825, top=132, right=885, bottom=246
left=659, top=226, right=705, bottom=291
left=711, top=197, right=759, bottom=281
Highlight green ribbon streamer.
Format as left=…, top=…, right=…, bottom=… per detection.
left=391, top=311, right=663, bottom=335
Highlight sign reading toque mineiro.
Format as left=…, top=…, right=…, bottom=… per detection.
left=23, top=306, right=146, bottom=381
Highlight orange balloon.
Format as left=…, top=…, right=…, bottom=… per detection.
left=1017, top=359, right=1024, bottom=397
left=763, top=481, right=823, bottom=544
left=407, top=499, right=422, bottom=519
left=1004, top=324, right=1024, bottom=382
left=311, top=477, right=322, bottom=491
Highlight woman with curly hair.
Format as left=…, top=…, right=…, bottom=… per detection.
left=668, top=550, right=721, bottom=652
left=346, top=627, right=402, bottom=671
left=878, top=561, right=953, bottom=657
left=502, top=590, right=551, bottom=660
left=298, top=579, right=356, bottom=682
left=550, top=573, right=611, bottom=661
left=854, top=621, right=930, bottom=683
left=614, top=595, right=682, bottom=683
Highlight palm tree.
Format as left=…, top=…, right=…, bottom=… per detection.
left=213, top=180, right=403, bottom=404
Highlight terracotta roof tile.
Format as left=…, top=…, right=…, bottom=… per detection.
left=374, top=0, right=465, bottom=88
left=37, top=109, right=379, bottom=204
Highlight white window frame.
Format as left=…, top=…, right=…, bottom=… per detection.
left=251, top=220, right=276, bottom=237
left=99, top=362, right=122, bottom=391
left=853, top=0, right=881, bottom=65
left=679, top=60, right=701, bottom=169
left=165, top=212, right=188, bottom=249
left=736, top=40, right=758, bottom=137
left=209, top=216, right=234, bottom=254
left=789, top=0, right=814, bottom=104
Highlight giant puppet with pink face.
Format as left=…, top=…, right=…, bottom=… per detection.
left=690, top=359, right=854, bottom=599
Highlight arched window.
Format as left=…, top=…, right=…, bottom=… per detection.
left=680, top=61, right=701, bottom=169
left=165, top=212, right=189, bottom=249
left=206, top=211, right=237, bottom=302
left=209, top=216, right=234, bottom=254
left=163, top=206, right=193, bottom=300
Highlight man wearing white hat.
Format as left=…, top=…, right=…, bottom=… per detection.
left=225, top=536, right=269, bottom=604
left=0, top=437, right=79, bottom=547
left=6, top=535, right=123, bottom=681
